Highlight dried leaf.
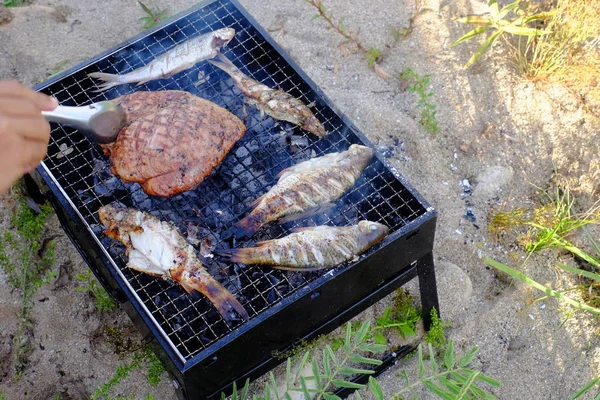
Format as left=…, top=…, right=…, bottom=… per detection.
left=374, top=63, right=391, bottom=79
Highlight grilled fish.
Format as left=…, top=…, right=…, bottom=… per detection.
left=224, top=221, right=389, bottom=270
left=98, top=204, right=248, bottom=323
left=230, top=144, right=374, bottom=239
left=105, top=90, right=246, bottom=197
left=208, top=53, right=326, bottom=137
left=89, top=28, right=235, bottom=92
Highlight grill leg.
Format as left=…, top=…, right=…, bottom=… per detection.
left=416, top=252, right=440, bottom=331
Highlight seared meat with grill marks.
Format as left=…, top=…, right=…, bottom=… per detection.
left=104, top=90, right=246, bottom=197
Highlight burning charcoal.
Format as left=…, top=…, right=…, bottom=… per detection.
left=186, top=223, right=201, bottom=246
left=287, top=135, right=309, bottom=154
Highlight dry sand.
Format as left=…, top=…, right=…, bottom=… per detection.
left=0, top=0, right=599, bottom=399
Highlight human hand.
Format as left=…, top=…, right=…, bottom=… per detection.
left=0, top=80, right=58, bottom=195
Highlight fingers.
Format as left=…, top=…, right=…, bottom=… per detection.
left=0, top=80, right=58, bottom=111
left=22, top=140, right=48, bottom=171
left=0, top=114, right=51, bottom=143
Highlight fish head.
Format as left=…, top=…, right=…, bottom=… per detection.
left=357, top=220, right=389, bottom=247
left=347, top=144, right=375, bottom=170
left=212, top=28, right=236, bottom=49
left=301, top=114, right=327, bottom=137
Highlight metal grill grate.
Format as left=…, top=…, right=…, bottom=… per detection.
left=38, top=0, right=426, bottom=361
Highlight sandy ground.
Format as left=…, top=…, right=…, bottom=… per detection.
left=1, top=0, right=599, bottom=399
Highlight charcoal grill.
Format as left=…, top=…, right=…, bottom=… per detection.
left=27, top=0, right=440, bottom=398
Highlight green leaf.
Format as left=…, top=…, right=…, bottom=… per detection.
left=418, top=345, right=424, bottom=379
left=458, top=346, right=478, bottom=367
left=498, top=0, right=519, bottom=19
left=312, top=14, right=321, bottom=20
left=455, top=16, right=492, bottom=26
left=501, top=25, right=546, bottom=36
left=349, top=354, right=383, bottom=365
left=368, top=376, right=384, bottom=400
left=424, top=380, right=455, bottom=400
left=557, top=264, right=600, bottom=281
left=457, top=371, right=479, bottom=399
left=373, top=333, right=387, bottom=345
left=269, top=372, right=278, bottom=397
left=138, top=1, right=153, bottom=16
left=231, top=381, right=238, bottom=400
left=340, top=366, right=375, bottom=375
left=357, top=343, right=387, bottom=354
left=323, top=348, right=332, bottom=377
left=323, top=394, right=342, bottom=400
left=355, top=321, right=371, bottom=344
left=450, top=26, right=490, bottom=47
left=325, top=345, right=338, bottom=366
left=444, top=340, right=455, bottom=370
left=475, top=372, right=501, bottom=387
left=311, top=359, right=323, bottom=390
left=319, top=1, right=326, bottom=15
left=463, top=28, right=503, bottom=68
left=355, top=393, right=363, bottom=400
left=572, top=375, right=600, bottom=399
left=241, top=378, right=250, bottom=400
left=428, top=343, right=439, bottom=374
left=437, top=376, right=461, bottom=395
left=332, top=379, right=366, bottom=389
left=300, top=377, right=312, bottom=400
left=488, top=0, right=499, bottom=19
left=484, top=257, right=600, bottom=314
left=344, top=322, right=352, bottom=353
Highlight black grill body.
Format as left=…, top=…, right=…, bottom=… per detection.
left=29, top=0, right=440, bottom=398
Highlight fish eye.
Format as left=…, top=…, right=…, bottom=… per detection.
left=369, top=224, right=378, bottom=231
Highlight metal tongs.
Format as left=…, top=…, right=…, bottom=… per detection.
left=42, top=101, right=127, bottom=144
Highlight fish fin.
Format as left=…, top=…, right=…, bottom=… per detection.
left=88, top=72, right=125, bottom=92
left=228, top=214, right=264, bottom=239
left=278, top=202, right=336, bottom=224
left=249, top=193, right=267, bottom=208
left=271, top=265, right=332, bottom=272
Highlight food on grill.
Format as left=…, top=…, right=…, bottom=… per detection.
left=229, top=144, right=374, bottom=239
left=208, top=53, right=326, bottom=137
left=103, top=90, right=246, bottom=197
left=98, top=204, right=249, bottom=323
left=89, top=28, right=236, bottom=92
left=223, top=221, right=389, bottom=270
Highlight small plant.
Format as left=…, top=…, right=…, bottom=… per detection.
left=372, top=289, right=421, bottom=344
left=425, top=308, right=451, bottom=349
left=91, top=347, right=165, bottom=400
left=0, top=193, right=57, bottom=375
left=306, top=0, right=384, bottom=70
left=399, top=68, right=440, bottom=134
left=224, top=322, right=499, bottom=399
left=3, top=0, right=26, bottom=7
left=76, top=269, right=116, bottom=312
left=451, top=0, right=550, bottom=68
left=572, top=374, right=600, bottom=400
left=485, top=185, right=600, bottom=314
left=138, top=1, right=169, bottom=30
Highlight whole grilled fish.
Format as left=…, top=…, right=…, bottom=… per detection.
left=208, top=53, right=326, bottom=137
left=89, top=28, right=235, bottom=92
left=224, top=221, right=389, bottom=270
left=98, top=204, right=248, bottom=323
left=230, top=144, right=374, bottom=239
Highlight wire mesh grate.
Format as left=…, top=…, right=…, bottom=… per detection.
left=38, top=0, right=427, bottom=361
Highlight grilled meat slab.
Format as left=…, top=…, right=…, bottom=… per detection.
left=105, top=90, right=246, bottom=197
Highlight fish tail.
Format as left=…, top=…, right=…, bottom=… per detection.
left=180, top=274, right=249, bottom=323
left=208, top=52, right=240, bottom=75
left=228, top=247, right=259, bottom=264
left=229, top=213, right=264, bottom=239
left=88, top=72, right=125, bottom=92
